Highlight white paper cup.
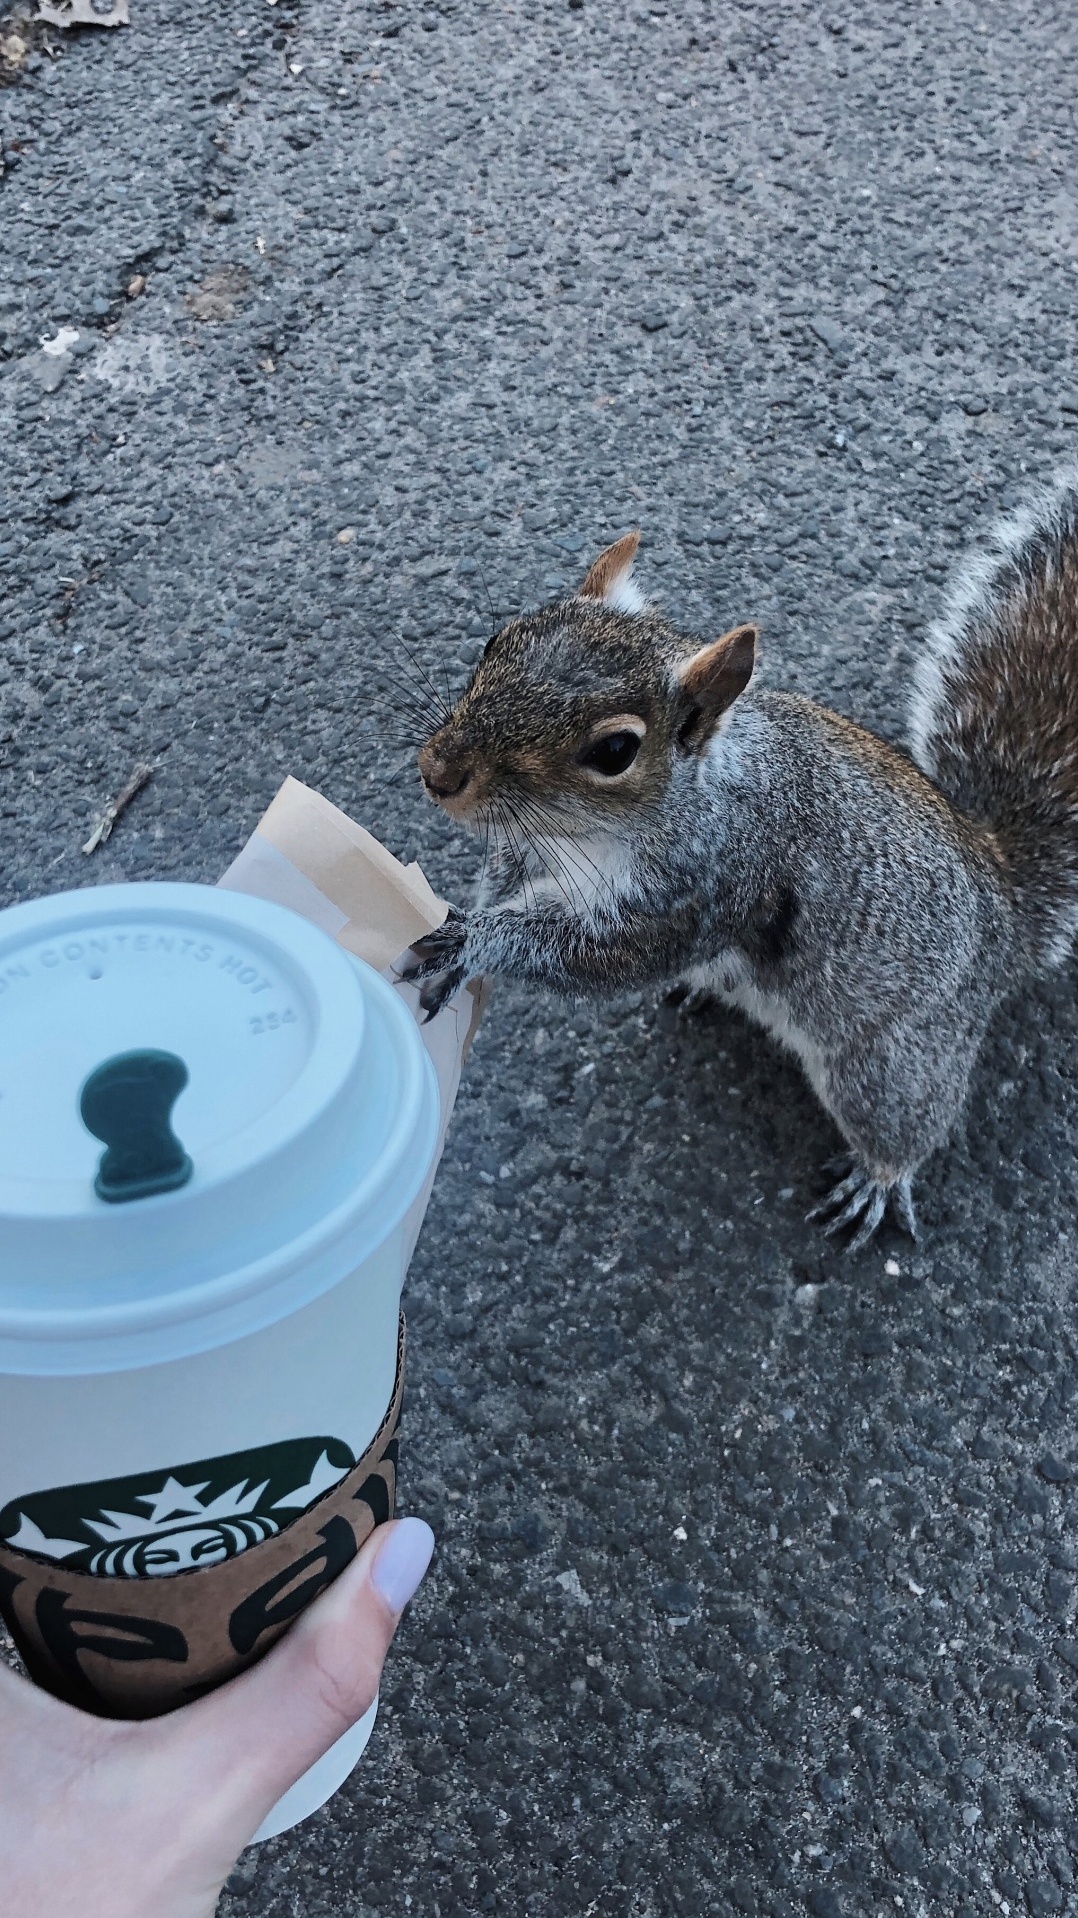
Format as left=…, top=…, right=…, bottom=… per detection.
left=0, top=882, right=439, bottom=1836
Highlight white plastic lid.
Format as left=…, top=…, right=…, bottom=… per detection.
left=0, top=883, right=439, bottom=1375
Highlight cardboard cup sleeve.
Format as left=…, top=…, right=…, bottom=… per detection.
left=0, top=1321, right=406, bottom=1719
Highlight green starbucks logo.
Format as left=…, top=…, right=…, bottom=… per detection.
left=0, top=1437, right=358, bottom=1580
left=0, top=1321, right=405, bottom=1719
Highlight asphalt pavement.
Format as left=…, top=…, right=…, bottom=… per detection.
left=2, top=2, right=1077, bottom=1914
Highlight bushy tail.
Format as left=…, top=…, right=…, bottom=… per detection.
left=909, top=469, right=1078, bottom=972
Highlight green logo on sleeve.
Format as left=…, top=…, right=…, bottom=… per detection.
left=0, top=1437, right=357, bottom=1578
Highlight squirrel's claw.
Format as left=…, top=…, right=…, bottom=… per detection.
left=813, top=1169, right=879, bottom=1242
left=806, top=1165, right=864, bottom=1227
left=418, top=966, right=466, bottom=1022
left=844, top=1185, right=888, bottom=1254
left=401, top=908, right=468, bottom=986
left=807, top=1163, right=918, bottom=1255
left=399, top=909, right=470, bottom=1018
left=891, top=1176, right=919, bottom=1241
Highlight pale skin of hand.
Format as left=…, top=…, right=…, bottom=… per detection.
left=0, top=1516, right=434, bottom=1918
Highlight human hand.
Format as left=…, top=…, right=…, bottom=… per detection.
left=0, top=1515, right=435, bottom=1918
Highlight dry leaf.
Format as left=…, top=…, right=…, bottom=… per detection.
left=184, top=265, right=252, bottom=324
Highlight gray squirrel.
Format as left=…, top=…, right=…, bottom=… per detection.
left=403, top=472, right=1078, bottom=1251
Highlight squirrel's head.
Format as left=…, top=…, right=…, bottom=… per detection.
left=417, top=532, right=757, bottom=836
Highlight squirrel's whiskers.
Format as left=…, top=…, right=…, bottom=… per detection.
left=391, top=637, right=456, bottom=741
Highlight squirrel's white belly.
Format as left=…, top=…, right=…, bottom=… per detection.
left=528, top=833, right=636, bottom=917
left=691, top=955, right=831, bottom=1105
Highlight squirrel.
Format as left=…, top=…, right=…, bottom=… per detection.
left=403, top=472, right=1078, bottom=1251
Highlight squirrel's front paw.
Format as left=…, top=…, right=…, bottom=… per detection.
left=403, top=907, right=468, bottom=980
left=400, top=908, right=470, bottom=1021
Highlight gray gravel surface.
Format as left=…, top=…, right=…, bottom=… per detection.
left=3, top=3, right=1078, bottom=1914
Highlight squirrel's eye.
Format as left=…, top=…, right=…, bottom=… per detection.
left=579, top=730, right=641, bottom=777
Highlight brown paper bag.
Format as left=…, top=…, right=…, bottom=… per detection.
left=218, top=775, right=491, bottom=1262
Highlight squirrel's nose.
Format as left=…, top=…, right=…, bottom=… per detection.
left=419, top=747, right=472, bottom=800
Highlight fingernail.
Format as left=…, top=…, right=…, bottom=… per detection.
left=371, top=1517, right=435, bottom=1613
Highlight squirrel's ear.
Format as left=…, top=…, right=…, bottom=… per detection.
left=579, top=531, right=645, bottom=613
left=676, top=624, right=757, bottom=751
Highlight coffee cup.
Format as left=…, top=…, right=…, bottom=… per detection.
left=0, top=879, right=440, bottom=1840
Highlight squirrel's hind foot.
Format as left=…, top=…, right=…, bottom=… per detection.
left=806, top=1165, right=918, bottom=1255
left=806, top=1165, right=886, bottom=1251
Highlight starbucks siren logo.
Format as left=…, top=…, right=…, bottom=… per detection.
left=0, top=1437, right=358, bottom=1579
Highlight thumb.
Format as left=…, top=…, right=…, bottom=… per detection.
left=168, top=1515, right=434, bottom=1836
